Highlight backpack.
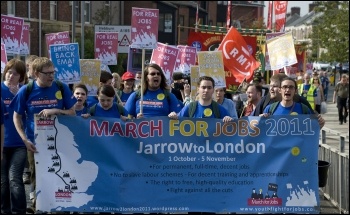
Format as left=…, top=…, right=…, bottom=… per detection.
left=268, top=101, right=309, bottom=115
left=26, top=79, right=64, bottom=100
left=89, top=103, right=125, bottom=116
left=188, top=101, right=221, bottom=118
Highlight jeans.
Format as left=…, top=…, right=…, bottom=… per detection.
left=1, top=146, right=27, bottom=214
left=323, top=87, right=328, bottom=101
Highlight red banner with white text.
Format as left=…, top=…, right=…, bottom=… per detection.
left=274, top=1, right=288, bottom=32
left=217, top=27, right=260, bottom=86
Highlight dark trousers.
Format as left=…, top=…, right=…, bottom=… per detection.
left=1, top=147, right=27, bottom=214
left=337, top=97, right=348, bottom=123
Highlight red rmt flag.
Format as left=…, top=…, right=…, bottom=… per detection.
left=217, top=27, right=260, bottom=84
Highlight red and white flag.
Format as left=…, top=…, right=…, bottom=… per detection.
left=217, top=27, right=260, bottom=84
left=267, top=1, right=273, bottom=30
left=274, top=1, right=288, bottom=32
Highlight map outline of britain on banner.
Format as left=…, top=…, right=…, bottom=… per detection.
left=130, top=7, right=159, bottom=49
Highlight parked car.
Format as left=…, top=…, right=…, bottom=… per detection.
left=333, top=62, right=349, bottom=73
left=313, top=62, right=332, bottom=72
left=342, top=62, right=349, bottom=73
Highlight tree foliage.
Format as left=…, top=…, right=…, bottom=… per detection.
left=310, top=1, right=349, bottom=63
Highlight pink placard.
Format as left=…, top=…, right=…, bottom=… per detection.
left=130, top=7, right=159, bottom=49
left=174, top=45, right=197, bottom=76
left=94, top=32, right=118, bottom=65
left=46, top=31, right=70, bottom=58
left=20, top=23, right=30, bottom=55
left=1, top=15, right=24, bottom=55
left=150, top=42, right=179, bottom=82
left=1, top=43, right=8, bottom=73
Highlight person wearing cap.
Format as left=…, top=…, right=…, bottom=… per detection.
left=118, top=71, right=136, bottom=106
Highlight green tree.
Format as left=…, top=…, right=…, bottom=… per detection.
left=310, top=1, right=349, bottom=63
left=76, top=28, right=95, bottom=59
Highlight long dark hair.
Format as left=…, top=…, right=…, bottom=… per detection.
left=140, top=63, right=170, bottom=95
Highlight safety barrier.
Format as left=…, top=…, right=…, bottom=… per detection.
left=319, top=128, right=349, bottom=214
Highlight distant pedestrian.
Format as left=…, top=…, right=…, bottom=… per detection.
left=333, top=74, right=349, bottom=124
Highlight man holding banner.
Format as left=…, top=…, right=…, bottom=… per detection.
left=168, top=76, right=233, bottom=122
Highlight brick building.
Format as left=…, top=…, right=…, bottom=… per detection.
left=1, top=1, right=264, bottom=59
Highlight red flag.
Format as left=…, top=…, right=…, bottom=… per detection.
left=274, top=1, right=288, bottom=32
left=267, top=1, right=273, bottom=30
left=226, top=1, right=231, bottom=30
left=217, top=27, right=260, bottom=84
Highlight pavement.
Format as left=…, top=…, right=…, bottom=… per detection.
left=24, top=73, right=347, bottom=214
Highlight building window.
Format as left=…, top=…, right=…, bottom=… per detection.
left=7, top=1, right=15, bottom=15
left=103, top=1, right=111, bottom=24
left=159, top=13, right=164, bottom=32
left=179, top=15, right=184, bottom=31
left=164, top=13, right=172, bottom=33
left=85, top=1, right=91, bottom=23
left=50, top=1, right=57, bottom=20
left=217, top=1, right=228, bottom=5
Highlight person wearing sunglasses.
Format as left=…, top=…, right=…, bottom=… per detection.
left=124, top=63, right=182, bottom=118
left=260, top=77, right=325, bottom=129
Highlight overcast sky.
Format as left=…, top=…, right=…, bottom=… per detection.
left=263, top=1, right=313, bottom=23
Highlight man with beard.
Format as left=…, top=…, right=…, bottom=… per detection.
left=239, top=84, right=262, bottom=117
left=260, top=77, right=325, bottom=128
left=168, top=76, right=233, bottom=122
left=124, top=63, right=182, bottom=118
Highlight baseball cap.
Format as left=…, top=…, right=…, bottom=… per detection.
left=121, top=71, right=135, bottom=81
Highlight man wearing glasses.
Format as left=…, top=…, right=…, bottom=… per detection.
left=260, top=77, right=325, bottom=128
left=10, top=57, right=76, bottom=213
left=253, top=73, right=314, bottom=116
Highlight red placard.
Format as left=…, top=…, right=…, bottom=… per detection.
left=45, top=31, right=70, bottom=58
left=94, top=32, right=118, bottom=65
left=20, top=23, right=30, bottom=55
left=130, top=7, right=159, bottom=49
left=1, top=15, right=24, bottom=55
left=150, top=42, right=179, bottom=82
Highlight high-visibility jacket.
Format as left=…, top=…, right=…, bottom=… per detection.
left=298, top=83, right=316, bottom=110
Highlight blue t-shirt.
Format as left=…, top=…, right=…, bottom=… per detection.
left=124, top=89, right=182, bottom=118
left=219, top=98, right=238, bottom=119
left=178, top=101, right=230, bottom=119
left=1, top=98, right=8, bottom=125
left=75, top=106, right=89, bottom=116
left=86, top=96, right=99, bottom=108
left=90, top=103, right=128, bottom=118
left=263, top=102, right=312, bottom=115
left=87, top=96, right=117, bottom=108
left=120, top=91, right=133, bottom=106
left=1, top=82, right=26, bottom=147
left=9, top=81, right=75, bottom=142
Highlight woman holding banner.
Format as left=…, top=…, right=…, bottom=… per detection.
left=124, top=63, right=181, bottom=118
